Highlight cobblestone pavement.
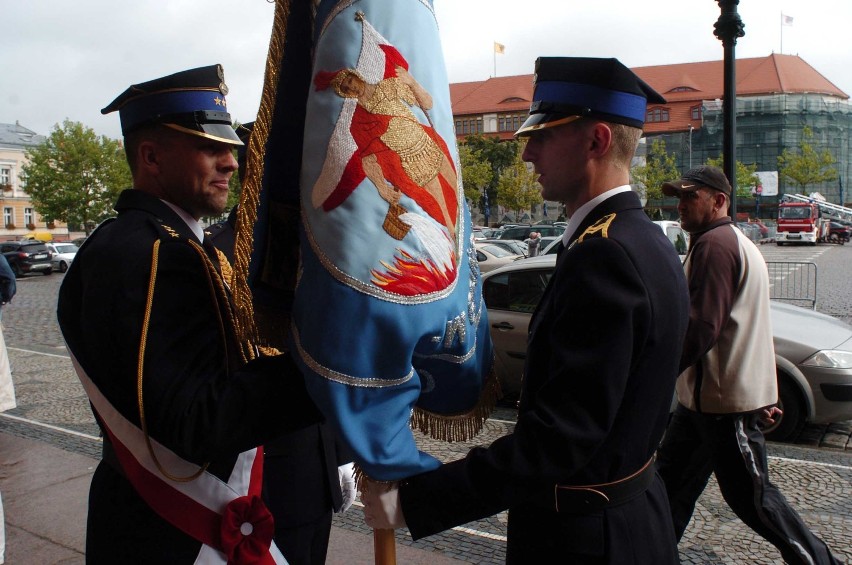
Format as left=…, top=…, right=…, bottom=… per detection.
left=2, top=242, right=851, bottom=563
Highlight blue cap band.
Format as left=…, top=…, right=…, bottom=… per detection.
left=119, top=90, right=228, bottom=132
left=533, top=81, right=648, bottom=124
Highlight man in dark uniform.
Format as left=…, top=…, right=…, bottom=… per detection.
left=206, top=123, right=355, bottom=565
left=57, top=65, right=322, bottom=564
left=362, top=57, right=690, bottom=564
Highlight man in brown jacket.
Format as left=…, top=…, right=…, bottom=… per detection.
left=656, top=165, right=840, bottom=565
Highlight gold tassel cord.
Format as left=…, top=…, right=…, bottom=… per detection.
left=410, top=368, right=502, bottom=443
left=232, top=0, right=292, bottom=348
left=191, top=241, right=256, bottom=365
left=135, top=239, right=257, bottom=483
left=137, top=240, right=209, bottom=482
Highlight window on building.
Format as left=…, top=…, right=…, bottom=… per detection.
left=24, top=208, right=34, bottom=226
left=742, top=131, right=766, bottom=145
left=0, top=167, right=10, bottom=187
left=691, top=106, right=701, bottom=121
left=646, top=108, right=670, bottom=123
left=497, top=113, right=525, bottom=132
left=3, top=208, right=13, bottom=227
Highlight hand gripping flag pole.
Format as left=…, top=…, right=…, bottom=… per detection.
left=234, top=2, right=497, bottom=562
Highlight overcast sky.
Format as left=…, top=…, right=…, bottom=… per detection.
left=4, top=0, right=849, bottom=140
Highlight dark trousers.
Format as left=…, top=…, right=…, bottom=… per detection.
left=657, top=404, right=841, bottom=565
left=273, top=509, right=333, bottom=565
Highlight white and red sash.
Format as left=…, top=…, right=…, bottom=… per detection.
left=69, top=351, right=287, bottom=564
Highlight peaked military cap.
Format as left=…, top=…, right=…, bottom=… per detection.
left=101, top=64, right=242, bottom=146
left=516, top=57, right=666, bottom=136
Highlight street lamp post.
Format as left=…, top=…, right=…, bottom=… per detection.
left=714, top=0, right=745, bottom=219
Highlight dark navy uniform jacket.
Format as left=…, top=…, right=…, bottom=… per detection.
left=400, top=191, right=689, bottom=563
left=57, top=189, right=321, bottom=563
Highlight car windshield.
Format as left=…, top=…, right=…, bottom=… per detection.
left=480, top=244, right=517, bottom=258
left=54, top=244, right=78, bottom=254
left=779, top=207, right=812, bottom=219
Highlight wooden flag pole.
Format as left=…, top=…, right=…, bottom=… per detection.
left=374, top=529, right=396, bottom=565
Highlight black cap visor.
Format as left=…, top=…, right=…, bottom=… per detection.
left=515, top=113, right=583, bottom=137
left=163, top=123, right=243, bottom=146
left=152, top=110, right=242, bottom=146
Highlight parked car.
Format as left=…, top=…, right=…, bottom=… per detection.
left=0, top=240, right=53, bottom=277
left=536, top=236, right=560, bottom=254
left=499, top=224, right=565, bottom=242
left=828, top=221, right=851, bottom=243
left=474, top=242, right=525, bottom=273
left=750, top=219, right=770, bottom=238
left=653, top=220, right=689, bottom=260
left=479, top=227, right=504, bottom=239
left=46, top=242, right=79, bottom=273
left=736, top=222, right=762, bottom=242
left=478, top=238, right=527, bottom=257
left=482, top=254, right=852, bottom=441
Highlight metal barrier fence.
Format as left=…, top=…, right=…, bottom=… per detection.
left=766, top=261, right=818, bottom=310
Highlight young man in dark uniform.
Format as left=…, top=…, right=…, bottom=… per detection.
left=362, top=57, right=690, bottom=564
left=57, top=65, right=322, bottom=564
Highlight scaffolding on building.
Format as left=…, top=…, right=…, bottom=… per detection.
left=648, top=94, right=851, bottom=213
left=700, top=93, right=852, bottom=207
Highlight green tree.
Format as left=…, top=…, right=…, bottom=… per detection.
left=464, top=134, right=518, bottom=216
left=705, top=156, right=759, bottom=198
left=630, top=138, right=678, bottom=212
left=777, top=126, right=838, bottom=193
left=496, top=143, right=542, bottom=221
left=458, top=144, right=493, bottom=210
left=22, top=120, right=130, bottom=234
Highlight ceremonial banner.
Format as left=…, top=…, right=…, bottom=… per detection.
left=237, top=0, right=496, bottom=482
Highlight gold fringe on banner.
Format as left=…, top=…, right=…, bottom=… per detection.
left=410, top=369, right=501, bottom=443
left=231, top=0, right=292, bottom=350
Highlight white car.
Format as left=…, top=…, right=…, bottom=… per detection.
left=46, top=242, right=79, bottom=273
left=482, top=254, right=852, bottom=441
left=653, top=220, right=689, bottom=260
left=474, top=242, right=524, bottom=273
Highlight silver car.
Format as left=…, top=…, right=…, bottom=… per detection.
left=482, top=255, right=852, bottom=441
left=46, top=242, right=78, bottom=273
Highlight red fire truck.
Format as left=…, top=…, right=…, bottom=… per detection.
left=776, top=197, right=830, bottom=245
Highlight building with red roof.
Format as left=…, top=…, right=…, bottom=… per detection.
left=451, top=54, right=851, bottom=216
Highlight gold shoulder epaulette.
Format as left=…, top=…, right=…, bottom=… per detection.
left=160, top=223, right=182, bottom=239
left=577, top=213, right=616, bottom=243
